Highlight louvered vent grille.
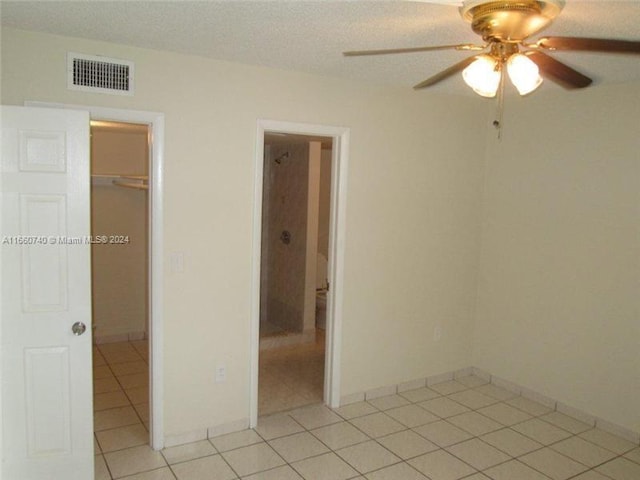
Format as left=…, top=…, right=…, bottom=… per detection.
left=67, top=53, right=134, bottom=95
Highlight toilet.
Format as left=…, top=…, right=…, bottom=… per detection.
left=316, top=253, right=328, bottom=329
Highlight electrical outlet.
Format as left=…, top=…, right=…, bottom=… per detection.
left=215, top=364, right=226, bottom=383
left=434, top=326, right=442, bottom=342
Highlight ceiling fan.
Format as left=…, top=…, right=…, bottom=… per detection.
left=344, top=0, right=640, bottom=98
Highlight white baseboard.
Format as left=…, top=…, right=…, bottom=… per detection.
left=163, top=366, right=640, bottom=450
left=338, top=366, right=640, bottom=446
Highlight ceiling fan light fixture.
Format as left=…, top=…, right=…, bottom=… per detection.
left=507, top=53, right=543, bottom=95
left=462, top=54, right=501, bottom=97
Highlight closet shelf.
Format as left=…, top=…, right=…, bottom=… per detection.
left=112, top=180, right=149, bottom=190
left=91, top=174, right=149, bottom=190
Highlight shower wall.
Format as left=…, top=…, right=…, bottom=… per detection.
left=91, top=123, right=149, bottom=342
left=260, top=142, right=321, bottom=335
left=318, top=148, right=332, bottom=260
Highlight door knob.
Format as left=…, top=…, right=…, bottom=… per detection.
left=71, top=322, right=87, bottom=336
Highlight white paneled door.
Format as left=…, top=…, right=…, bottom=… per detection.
left=1, top=106, right=93, bottom=480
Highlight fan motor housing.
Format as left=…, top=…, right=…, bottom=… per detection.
left=461, top=0, right=565, bottom=42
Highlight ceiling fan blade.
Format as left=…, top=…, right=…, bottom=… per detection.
left=343, top=43, right=483, bottom=57
left=537, top=36, right=640, bottom=54
left=413, top=55, right=478, bottom=89
left=525, top=51, right=593, bottom=89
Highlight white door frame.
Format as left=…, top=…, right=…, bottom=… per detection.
left=250, top=119, right=350, bottom=427
left=25, top=101, right=165, bottom=449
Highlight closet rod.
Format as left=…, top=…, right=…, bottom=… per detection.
left=91, top=174, right=148, bottom=190
left=91, top=174, right=148, bottom=180
left=112, top=180, right=149, bottom=190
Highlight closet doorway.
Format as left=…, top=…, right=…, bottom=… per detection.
left=90, top=121, right=151, bottom=452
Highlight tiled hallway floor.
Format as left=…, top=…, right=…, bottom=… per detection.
left=259, top=329, right=325, bottom=416
left=94, top=371, right=640, bottom=480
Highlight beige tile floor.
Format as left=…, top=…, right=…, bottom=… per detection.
left=93, top=340, right=151, bottom=480
left=93, top=367, right=640, bottom=480
left=259, top=329, right=326, bottom=416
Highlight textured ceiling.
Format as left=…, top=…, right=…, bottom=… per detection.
left=2, top=0, right=640, bottom=95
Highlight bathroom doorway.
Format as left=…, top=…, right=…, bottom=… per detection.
left=250, top=119, right=349, bottom=427
left=258, top=133, right=333, bottom=416
left=90, top=121, right=151, bottom=452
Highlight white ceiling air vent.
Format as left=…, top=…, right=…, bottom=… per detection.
left=67, top=52, right=134, bottom=96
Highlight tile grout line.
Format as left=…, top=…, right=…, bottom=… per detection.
left=94, top=363, right=640, bottom=480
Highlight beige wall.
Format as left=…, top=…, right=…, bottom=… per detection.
left=3, top=26, right=638, bottom=441
left=475, top=83, right=640, bottom=433
left=91, top=125, right=149, bottom=340
left=1, top=28, right=486, bottom=439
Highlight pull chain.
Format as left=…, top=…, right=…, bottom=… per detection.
left=493, top=61, right=506, bottom=140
